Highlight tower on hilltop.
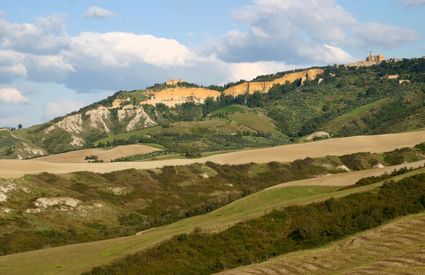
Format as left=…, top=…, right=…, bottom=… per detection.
left=366, top=51, right=385, bottom=63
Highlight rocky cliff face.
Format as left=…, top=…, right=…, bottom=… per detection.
left=223, top=68, right=324, bottom=96
left=143, top=87, right=221, bottom=107
left=43, top=104, right=157, bottom=150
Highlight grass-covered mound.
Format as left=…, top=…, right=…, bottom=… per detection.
left=86, top=174, right=425, bottom=275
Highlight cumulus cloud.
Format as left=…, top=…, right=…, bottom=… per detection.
left=0, top=49, right=73, bottom=83
left=226, top=61, right=296, bottom=82
left=353, top=22, right=418, bottom=48
left=45, top=99, right=85, bottom=119
left=0, top=14, right=69, bottom=55
left=84, top=6, right=115, bottom=19
left=206, top=0, right=357, bottom=64
left=0, top=88, right=28, bottom=104
left=208, top=0, right=416, bottom=65
left=398, top=0, right=425, bottom=6
left=68, top=32, right=190, bottom=68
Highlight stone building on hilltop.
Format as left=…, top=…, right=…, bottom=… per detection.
left=366, top=51, right=385, bottom=63
left=348, top=51, right=385, bottom=68
left=165, top=79, right=183, bottom=86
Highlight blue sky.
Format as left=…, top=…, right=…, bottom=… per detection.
left=0, top=0, right=424, bottom=127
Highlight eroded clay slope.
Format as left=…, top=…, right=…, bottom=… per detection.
left=223, top=68, right=324, bottom=96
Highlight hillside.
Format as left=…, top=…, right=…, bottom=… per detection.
left=221, top=212, right=425, bottom=274
left=2, top=57, right=425, bottom=159
left=2, top=158, right=425, bottom=274
left=85, top=172, right=425, bottom=274
left=0, top=129, right=46, bottom=159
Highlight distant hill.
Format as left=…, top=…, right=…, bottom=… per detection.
left=2, top=57, right=425, bottom=159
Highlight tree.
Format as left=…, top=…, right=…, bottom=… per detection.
left=17, top=124, right=23, bottom=129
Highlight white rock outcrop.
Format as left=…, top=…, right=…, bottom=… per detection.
left=304, top=131, right=330, bottom=141
left=45, top=114, right=85, bottom=147
left=0, top=183, right=17, bottom=202
left=34, top=197, right=81, bottom=208
left=85, top=106, right=111, bottom=133
left=126, top=107, right=157, bottom=131
left=337, top=165, right=351, bottom=172
left=45, top=114, right=83, bottom=134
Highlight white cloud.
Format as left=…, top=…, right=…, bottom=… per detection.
left=209, top=0, right=416, bottom=65
left=0, top=88, right=28, bottom=104
left=398, top=0, right=425, bottom=6
left=45, top=99, right=85, bottom=119
left=0, top=14, right=69, bottom=54
left=0, top=50, right=27, bottom=81
left=67, top=32, right=190, bottom=68
left=0, top=49, right=73, bottom=83
left=227, top=61, right=296, bottom=82
left=84, top=6, right=115, bottom=19
left=353, top=22, right=418, bottom=48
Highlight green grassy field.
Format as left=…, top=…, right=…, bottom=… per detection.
left=228, top=111, right=282, bottom=135
left=2, top=166, right=425, bottom=275
left=211, top=104, right=246, bottom=115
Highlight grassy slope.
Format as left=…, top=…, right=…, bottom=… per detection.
left=322, top=97, right=392, bottom=132
left=2, top=165, right=425, bottom=275
left=0, top=129, right=45, bottom=159
left=221, top=212, right=425, bottom=275
left=322, top=90, right=425, bottom=136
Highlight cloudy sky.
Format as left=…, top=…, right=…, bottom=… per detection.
left=0, top=0, right=424, bottom=127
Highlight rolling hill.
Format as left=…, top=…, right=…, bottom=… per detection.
left=2, top=160, right=425, bottom=274
left=1, top=139, right=425, bottom=273
left=2, top=57, right=425, bottom=159
left=84, top=172, right=425, bottom=274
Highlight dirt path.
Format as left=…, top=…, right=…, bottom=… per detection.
left=35, top=144, right=159, bottom=163
left=220, top=213, right=425, bottom=275
left=1, top=130, right=425, bottom=179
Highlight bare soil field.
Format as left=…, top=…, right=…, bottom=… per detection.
left=220, top=212, right=425, bottom=275
left=1, top=130, right=425, bottom=179
left=35, top=144, right=159, bottom=163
